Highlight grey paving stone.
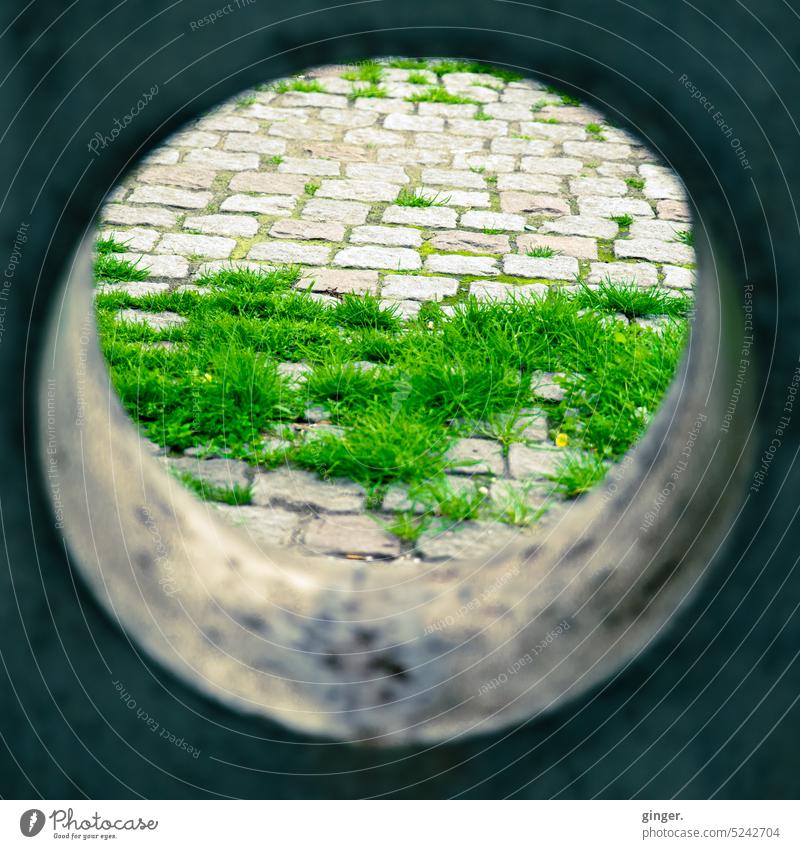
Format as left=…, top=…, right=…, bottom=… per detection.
left=470, top=281, right=548, bottom=302
left=503, top=254, right=580, bottom=280
left=277, top=90, right=349, bottom=109
left=98, top=227, right=160, bottom=252
left=569, top=176, right=628, bottom=197
left=628, top=219, right=687, bottom=241
left=184, top=148, right=260, bottom=171
left=270, top=120, right=335, bottom=141
left=333, top=246, right=421, bottom=271
left=588, top=261, right=659, bottom=287
left=378, top=147, right=450, bottom=166
left=299, top=268, right=379, bottom=295
left=563, top=140, right=633, bottom=160
left=169, top=456, right=251, bottom=490
left=448, top=118, right=508, bottom=137
left=491, top=137, right=558, bottom=157
left=315, top=178, right=400, bottom=203
left=662, top=265, right=695, bottom=290
left=496, top=173, right=562, bottom=193
left=452, top=153, right=517, bottom=173
left=183, top=214, right=260, bottom=237
left=519, top=155, right=584, bottom=175
left=345, top=162, right=409, bottom=184
left=249, top=241, right=331, bottom=265
left=517, top=121, right=588, bottom=141
left=277, top=157, right=341, bottom=176
left=517, top=234, right=598, bottom=260
left=430, top=231, right=510, bottom=254
left=577, top=196, right=655, bottom=218
left=426, top=254, right=498, bottom=276
left=343, top=127, right=405, bottom=146
left=128, top=185, right=212, bottom=209
left=229, top=171, right=308, bottom=195
left=222, top=133, right=287, bottom=154
left=350, top=225, right=422, bottom=247
left=382, top=205, right=458, bottom=229
left=614, top=238, right=695, bottom=264
left=270, top=219, right=346, bottom=241
left=117, top=253, right=189, bottom=279
left=96, top=281, right=170, bottom=297
left=656, top=199, right=692, bottom=221
left=115, top=309, right=186, bottom=330
left=251, top=468, right=364, bottom=513
left=198, top=115, right=260, bottom=133
left=302, top=515, right=401, bottom=559
left=302, top=197, right=371, bottom=224
left=499, top=192, right=570, bottom=215
left=429, top=190, right=492, bottom=208
left=219, top=194, right=297, bottom=215
left=540, top=215, right=618, bottom=239
left=530, top=371, right=569, bottom=402
left=101, top=204, right=179, bottom=227
left=507, top=444, right=563, bottom=480
left=384, top=112, right=445, bottom=133
left=460, top=211, right=526, bottom=232
left=446, top=438, right=505, bottom=476
left=417, top=102, right=478, bottom=119
left=137, top=165, right=217, bottom=189
left=156, top=233, right=236, bottom=258
left=381, top=274, right=459, bottom=301
left=421, top=168, right=486, bottom=189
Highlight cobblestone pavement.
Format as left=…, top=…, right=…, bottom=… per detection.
left=98, top=61, right=696, bottom=563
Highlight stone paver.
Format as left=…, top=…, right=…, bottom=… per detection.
left=98, top=59, right=696, bottom=564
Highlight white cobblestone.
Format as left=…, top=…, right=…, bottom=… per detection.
left=184, top=148, right=260, bottom=171
left=249, top=241, right=331, bottom=265
left=460, top=211, right=526, bottom=232
left=220, top=194, right=297, bottom=215
left=350, top=225, right=422, bottom=247
left=381, top=275, right=458, bottom=301
left=315, top=178, right=400, bottom=202
left=382, top=205, right=458, bottom=228
left=128, top=185, right=211, bottom=209
left=302, top=197, right=371, bottom=224
left=503, top=254, right=580, bottom=280
left=333, top=246, right=421, bottom=271
left=426, top=254, right=499, bottom=276
left=183, top=214, right=260, bottom=237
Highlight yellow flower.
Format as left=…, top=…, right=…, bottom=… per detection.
left=555, top=432, right=569, bottom=448
left=203, top=373, right=213, bottom=382
left=614, top=331, right=626, bottom=344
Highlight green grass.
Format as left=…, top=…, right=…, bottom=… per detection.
left=273, top=79, right=325, bottom=94
left=474, top=108, right=492, bottom=121
left=611, top=214, right=634, bottom=229
left=406, top=86, right=478, bottom=105
left=304, top=181, right=320, bottom=196
left=395, top=187, right=449, bottom=207
left=407, top=72, right=430, bottom=85
left=97, top=268, right=688, bottom=514
left=586, top=122, right=606, bottom=140
left=342, top=61, right=384, bottom=84
left=429, top=60, right=522, bottom=83
left=268, top=155, right=284, bottom=166
left=545, top=85, right=581, bottom=106
left=574, top=278, right=691, bottom=319
left=550, top=451, right=608, bottom=498
left=386, top=58, right=429, bottom=70
left=626, top=177, right=645, bottom=190
left=674, top=229, right=694, bottom=246
left=526, top=246, right=560, bottom=258
left=237, top=95, right=256, bottom=107
left=96, top=237, right=131, bottom=255
left=174, top=471, right=252, bottom=505
left=94, top=250, right=149, bottom=283
left=350, top=83, right=387, bottom=99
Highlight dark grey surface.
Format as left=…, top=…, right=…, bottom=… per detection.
left=1, top=0, right=798, bottom=797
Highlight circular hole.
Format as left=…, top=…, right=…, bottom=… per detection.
left=45, top=56, right=734, bottom=746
